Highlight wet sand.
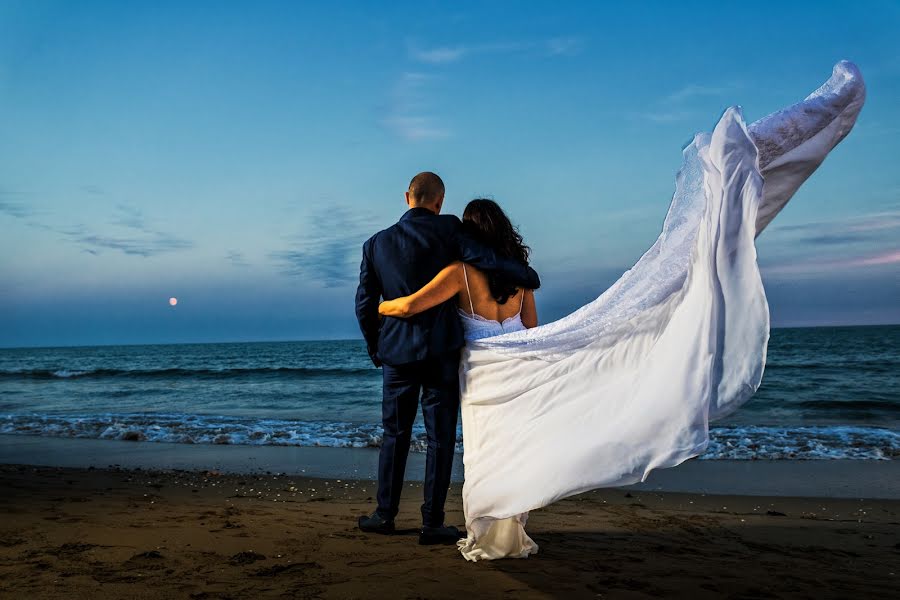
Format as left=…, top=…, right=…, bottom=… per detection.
left=1, top=464, right=898, bottom=599
left=3, top=434, right=899, bottom=498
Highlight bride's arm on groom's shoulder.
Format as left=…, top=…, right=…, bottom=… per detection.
left=521, top=289, right=538, bottom=329
left=378, top=262, right=463, bottom=319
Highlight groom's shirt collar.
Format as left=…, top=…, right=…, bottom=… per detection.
left=401, top=207, right=437, bottom=221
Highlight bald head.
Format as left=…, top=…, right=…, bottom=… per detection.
left=405, top=171, right=445, bottom=213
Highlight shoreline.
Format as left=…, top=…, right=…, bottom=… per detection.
left=1, top=463, right=898, bottom=598
left=2, top=433, right=899, bottom=499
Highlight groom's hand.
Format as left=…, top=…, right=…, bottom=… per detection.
left=365, top=342, right=382, bottom=368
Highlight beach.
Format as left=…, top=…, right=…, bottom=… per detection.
left=1, top=449, right=899, bottom=599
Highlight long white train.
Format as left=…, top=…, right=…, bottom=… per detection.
left=455, top=62, right=867, bottom=560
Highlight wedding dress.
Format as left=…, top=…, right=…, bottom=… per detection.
left=456, top=265, right=539, bottom=560
left=455, top=62, right=866, bottom=562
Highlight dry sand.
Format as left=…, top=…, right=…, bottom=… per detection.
left=1, top=464, right=898, bottom=599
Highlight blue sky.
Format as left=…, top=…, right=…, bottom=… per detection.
left=1, top=0, right=898, bottom=347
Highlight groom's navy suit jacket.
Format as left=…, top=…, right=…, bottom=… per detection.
left=355, top=207, right=540, bottom=367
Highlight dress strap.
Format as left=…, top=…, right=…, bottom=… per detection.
left=517, top=288, right=525, bottom=315
left=462, top=264, right=475, bottom=315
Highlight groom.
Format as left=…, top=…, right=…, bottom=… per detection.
left=355, top=172, right=540, bottom=544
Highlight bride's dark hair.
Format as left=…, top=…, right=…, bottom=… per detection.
left=462, top=199, right=531, bottom=304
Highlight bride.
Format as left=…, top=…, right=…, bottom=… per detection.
left=382, top=61, right=865, bottom=562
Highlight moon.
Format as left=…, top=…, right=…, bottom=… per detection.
left=169, top=297, right=178, bottom=306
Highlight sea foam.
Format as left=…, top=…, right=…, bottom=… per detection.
left=1, top=413, right=897, bottom=460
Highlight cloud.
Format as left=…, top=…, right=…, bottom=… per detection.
left=226, top=250, right=249, bottom=267
left=408, top=37, right=585, bottom=64
left=761, top=249, right=900, bottom=276
left=410, top=46, right=468, bottom=64
left=760, top=208, right=900, bottom=276
left=632, top=110, right=696, bottom=123
left=633, top=81, right=741, bottom=123
left=390, top=37, right=583, bottom=140
left=18, top=203, right=195, bottom=258
left=111, top=203, right=147, bottom=230
left=545, top=36, right=584, bottom=57
left=664, top=84, right=733, bottom=104
left=0, top=199, right=32, bottom=219
left=854, top=250, right=900, bottom=267
left=0, top=189, right=33, bottom=218
left=382, top=72, right=450, bottom=142
left=73, top=231, right=193, bottom=257
left=270, top=205, right=376, bottom=287
left=798, top=231, right=871, bottom=245
left=100, top=205, right=192, bottom=256
left=768, top=208, right=900, bottom=248
left=57, top=203, right=194, bottom=257
left=383, top=115, right=450, bottom=141
left=80, top=184, right=105, bottom=195
left=774, top=208, right=900, bottom=237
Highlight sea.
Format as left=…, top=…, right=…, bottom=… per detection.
left=1, top=325, right=898, bottom=461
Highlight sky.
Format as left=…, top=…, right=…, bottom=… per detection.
left=1, top=0, right=898, bottom=347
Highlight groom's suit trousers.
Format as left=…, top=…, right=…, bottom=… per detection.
left=377, top=350, right=460, bottom=528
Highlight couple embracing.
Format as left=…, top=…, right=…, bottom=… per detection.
left=355, top=171, right=539, bottom=561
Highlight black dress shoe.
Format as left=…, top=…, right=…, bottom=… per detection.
left=419, top=524, right=465, bottom=545
left=357, top=512, right=395, bottom=535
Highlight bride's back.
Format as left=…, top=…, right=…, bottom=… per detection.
left=458, top=265, right=524, bottom=323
